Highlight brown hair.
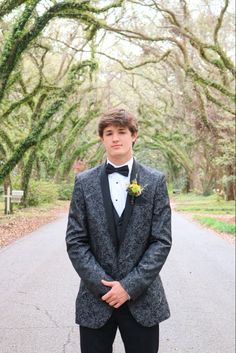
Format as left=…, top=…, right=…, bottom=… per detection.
left=98, top=107, right=138, bottom=137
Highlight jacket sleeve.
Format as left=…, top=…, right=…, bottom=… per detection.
left=66, top=175, right=113, bottom=297
left=120, top=174, right=172, bottom=300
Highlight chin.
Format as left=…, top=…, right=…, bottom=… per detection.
left=110, top=150, right=123, bottom=156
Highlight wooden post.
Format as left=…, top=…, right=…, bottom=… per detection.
left=3, top=188, right=23, bottom=214
left=5, top=186, right=11, bottom=214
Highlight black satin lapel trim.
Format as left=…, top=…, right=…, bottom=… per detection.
left=100, top=165, right=118, bottom=249
left=120, top=159, right=139, bottom=242
left=130, top=158, right=139, bottom=183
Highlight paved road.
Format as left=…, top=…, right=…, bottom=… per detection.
left=0, top=212, right=235, bottom=353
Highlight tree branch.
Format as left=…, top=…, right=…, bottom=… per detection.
left=0, top=0, right=124, bottom=103
left=0, top=0, right=26, bottom=18
left=203, top=87, right=235, bottom=115
left=0, top=59, right=95, bottom=182
left=151, top=0, right=181, bottom=27
left=97, top=50, right=171, bottom=70
left=214, top=0, right=229, bottom=44
left=186, top=67, right=235, bottom=101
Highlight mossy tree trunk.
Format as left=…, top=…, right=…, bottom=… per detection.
left=21, top=147, right=37, bottom=207
left=225, top=165, right=235, bottom=201
left=0, top=59, right=97, bottom=184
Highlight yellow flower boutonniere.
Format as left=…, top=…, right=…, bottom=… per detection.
left=127, top=178, right=146, bottom=204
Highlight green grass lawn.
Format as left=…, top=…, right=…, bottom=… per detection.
left=172, top=193, right=235, bottom=214
left=172, top=193, right=235, bottom=235
left=194, top=216, right=235, bottom=235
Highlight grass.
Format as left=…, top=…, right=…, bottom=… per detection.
left=172, top=193, right=235, bottom=215
left=194, top=216, right=235, bottom=235
left=172, top=192, right=235, bottom=235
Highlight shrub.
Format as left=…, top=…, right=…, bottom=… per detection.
left=58, top=181, right=74, bottom=200
left=27, top=180, right=59, bottom=206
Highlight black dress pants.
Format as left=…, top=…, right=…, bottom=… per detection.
left=80, top=303, right=159, bottom=353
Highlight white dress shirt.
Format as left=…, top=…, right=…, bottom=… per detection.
left=107, top=157, right=133, bottom=217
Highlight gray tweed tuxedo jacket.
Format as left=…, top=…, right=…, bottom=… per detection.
left=66, top=159, right=172, bottom=329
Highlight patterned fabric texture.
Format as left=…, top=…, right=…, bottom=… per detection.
left=66, top=161, right=172, bottom=328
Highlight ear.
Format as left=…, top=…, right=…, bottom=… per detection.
left=132, top=131, right=138, bottom=144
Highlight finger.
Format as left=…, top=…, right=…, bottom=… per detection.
left=101, top=280, right=114, bottom=287
left=102, top=290, right=117, bottom=301
left=108, top=300, right=118, bottom=307
left=106, top=295, right=118, bottom=304
left=113, top=297, right=127, bottom=308
left=104, top=296, right=115, bottom=304
left=101, top=292, right=112, bottom=301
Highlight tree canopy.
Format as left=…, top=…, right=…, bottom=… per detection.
left=0, top=0, right=235, bottom=203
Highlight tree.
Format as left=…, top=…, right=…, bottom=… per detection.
left=90, top=0, right=235, bottom=198
left=0, top=0, right=124, bottom=208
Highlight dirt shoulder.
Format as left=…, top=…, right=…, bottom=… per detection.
left=0, top=201, right=70, bottom=248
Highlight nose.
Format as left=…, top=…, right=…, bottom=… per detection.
left=112, top=133, right=119, bottom=142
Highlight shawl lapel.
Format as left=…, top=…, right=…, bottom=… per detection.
left=120, top=159, right=139, bottom=243
left=100, top=163, right=118, bottom=250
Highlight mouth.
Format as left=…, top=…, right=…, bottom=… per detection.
left=112, top=145, right=122, bottom=148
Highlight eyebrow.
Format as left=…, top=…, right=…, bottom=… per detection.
left=104, top=127, right=126, bottom=132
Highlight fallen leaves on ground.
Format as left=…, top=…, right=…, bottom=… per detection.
left=0, top=201, right=70, bottom=248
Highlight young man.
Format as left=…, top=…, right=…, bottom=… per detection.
left=66, top=108, right=172, bottom=353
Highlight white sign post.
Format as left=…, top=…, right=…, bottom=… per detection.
left=3, top=188, right=24, bottom=214
left=5, top=186, right=11, bottom=214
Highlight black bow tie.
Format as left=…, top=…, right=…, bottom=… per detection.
left=106, top=163, right=129, bottom=177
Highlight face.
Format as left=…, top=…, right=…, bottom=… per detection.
left=102, top=125, right=137, bottom=164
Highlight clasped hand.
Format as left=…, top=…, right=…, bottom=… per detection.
left=101, top=280, right=129, bottom=309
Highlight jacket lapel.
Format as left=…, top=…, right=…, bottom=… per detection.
left=100, top=163, right=118, bottom=250
left=120, top=159, right=139, bottom=242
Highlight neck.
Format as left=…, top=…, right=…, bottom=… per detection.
left=108, top=154, right=133, bottom=166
